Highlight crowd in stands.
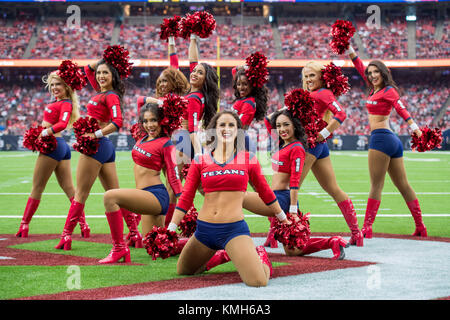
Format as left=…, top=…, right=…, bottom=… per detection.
left=0, top=15, right=36, bottom=59
left=416, top=18, right=449, bottom=59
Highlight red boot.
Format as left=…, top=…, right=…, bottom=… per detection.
left=407, top=199, right=427, bottom=237
left=256, top=246, right=273, bottom=276
left=361, top=198, right=380, bottom=239
left=55, top=201, right=84, bottom=250
left=300, top=237, right=347, bottom=260
left=164, top=203, right=176, bottom=228
left=122, top=208, right=143, bottom=248
left=70, top=197, right=90, bottom=238
left=206, top=249, right=231, bottom=271
left=16, top=197, right=40, bottom=238
left=173, top=237, right=189, bottom=255
left=99, top=210, right=131, bottom=264
left=263, top=217, right=278, bottom=248
left=338, top=199, right=363, bottom=247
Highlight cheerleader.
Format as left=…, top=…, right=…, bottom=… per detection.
left=16, top=61, right=88, bottom=238
left=99, top=102, right=183, bottom=263
left=167, top=111, right=289, bottom=287
left=55, top=46, right=131, bottom=250
left=347, top=45, right=427, bottom=237
left=206, top=108, right=348, bottom=271
left=296, top=61, right=363, bottom=246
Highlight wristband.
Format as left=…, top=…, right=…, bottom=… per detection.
left=157, top=99, right=164, bottom=106
left=275, top=211, right=287, bottom=222
left=289, top=205, right=298, bottom=214
left=94, top=129, right=103, bottom=138
left=168, top=36, right=175, bottom=46
left=190, top=34, right=198, bottom=41
left=41, top=129, right=49, bottom=137
left=167, top=222, right=177, bottom=232
left=319, top=128, right=331, bottom=139
left=409, top=122, right=419, bottom=132
left=345, top=45, right=355, bottom=55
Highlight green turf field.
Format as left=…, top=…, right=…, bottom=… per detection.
left=0, top=150, right=449, bottom=300
left=0, top=150, right=449, bottom=237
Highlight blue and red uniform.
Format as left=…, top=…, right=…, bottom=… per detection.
left=352, top=56, right=412, bottom=157
left=41, top=99, right=73, bottom=161
left=232, top=97, right=256, bottom=127
left=132, top=135, right=182, bottom=214
left=83, top=65, right=123, bottom=163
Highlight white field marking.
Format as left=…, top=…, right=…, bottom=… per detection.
left=1, top=214, right=450, bottom=218
left=0, top=256, right=15, bottom=260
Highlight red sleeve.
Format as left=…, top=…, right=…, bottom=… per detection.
left=84, top=65, right=100, bottom=92
left=264, top=116, right=277, bottom=141
left=162, top=140, right=183, bottom=196
left=105, top=93, right=123, bottom=129
left=351, top=56, right=368, bottom=86
left=190, top=61, right=198, bottom=73
left=170, top=53, right=179, bottom=70
left=248, top=153, right=277, bottom=205
left=232, top=66, right=237, bottom=79
left=187, top=94, right=202, bottom=133
left=319, top=89, right=347, bottom=124
left=385, top=87, right=412, bottom=122
left=51, top=101, right=72, bottom=133
left=239, top=100, right=256, bottom=126
left=137, top=96, right=146, bottom=114
left=288, top=143, right=305, bottom=189
left=176, top=158, right=202, bottom=213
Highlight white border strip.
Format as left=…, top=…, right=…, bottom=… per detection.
left=0, top=214, right=449, bottom=218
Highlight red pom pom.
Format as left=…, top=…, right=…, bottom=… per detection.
left=179, top=11, right=216, bottom=39
left=159, top=15, right=181, bottom=40
left=143, top=226, right=179, bottom=260
left=178, top=205, right=198, bottom=238
left=57, top=60, right=87, bottom=91
left=273, top=212, right=311, bottom=250
left=159, top=93, right=189, bottom=136
left=130, top=123, right=146, bottom=142
left=329, top=20, right=356, bottom=55
left=72, top=117, right=100, bottom=155
left=245, top=52, right=269, bottom=88
left=411, top=126, right=443, bottom=152
left=23, top=126, right=57, bottom=153
left=103, top=45, right=133, bottom=79
left=321, top=62, right=350, bottom=97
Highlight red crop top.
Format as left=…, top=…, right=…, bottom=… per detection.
left=132, top=136, right=182, bottom=196
left=183, top=91, right=205, bottom=133
left=310, top=88, right=347, bottom=124
left=271, top=141, right=306, bottom=189
left=232, top=97, right=256, bottom=126
left=176, top=151, right=277, bottom=213
left=351, top=56, right=412, bottom=122
left=86, top=91, right=123, bottom=129
left=43, top=99, right=72, bottom=134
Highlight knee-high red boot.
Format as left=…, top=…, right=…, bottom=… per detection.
left=55, top=200, right=84, bottom=250
left=263, top=217, right=278, bottom=248
left=99, top=210, right=131, bottom=264
left=122, top=208, right=143, bottom=248
left=407, top=199, right=427, bottom=237
left=338, top=199, right=363, bottom=247
left=70, top=197, right=90, bottom=238
left=164, top=203, right=176, bottom=228
left=361, top=198, right=381, bottom=239
left=206, top=249, right=231, bottom=271
left=16, top=197, right=40, bottom=238
left=300, top=236, right=348, bottom=260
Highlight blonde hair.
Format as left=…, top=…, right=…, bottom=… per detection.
left=301, top=61, right=332, bottom=123
left=43, top=72, right=80, bottom=127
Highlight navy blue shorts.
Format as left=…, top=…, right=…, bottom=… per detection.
left=273, top=189, right=299, bottom=213
left=369, top=128, right=403, bottom=158
left=307, top=141, right=330, bottom=159
left=88, top=137, right=116, bottom=164
left=172, top=129, right=194, bottom=160
left=142, top=184, right=170, bottom=215
left=194, top=219, right=251, bottom=250
left=41, top=137, right=71, bottom=162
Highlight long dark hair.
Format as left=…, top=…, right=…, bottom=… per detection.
left=365, top=60, right=401, bottom=95
left=198, top=63, right=219, bottom=129
left=96, top=59, right=126, bottom=112
left=138, top=102, right=166, bottom=138
left=233, top=68, right=269, bottom=122
left=205, top=110, right=245, bottom=152
left=270, top=109, right=308, bottom=149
